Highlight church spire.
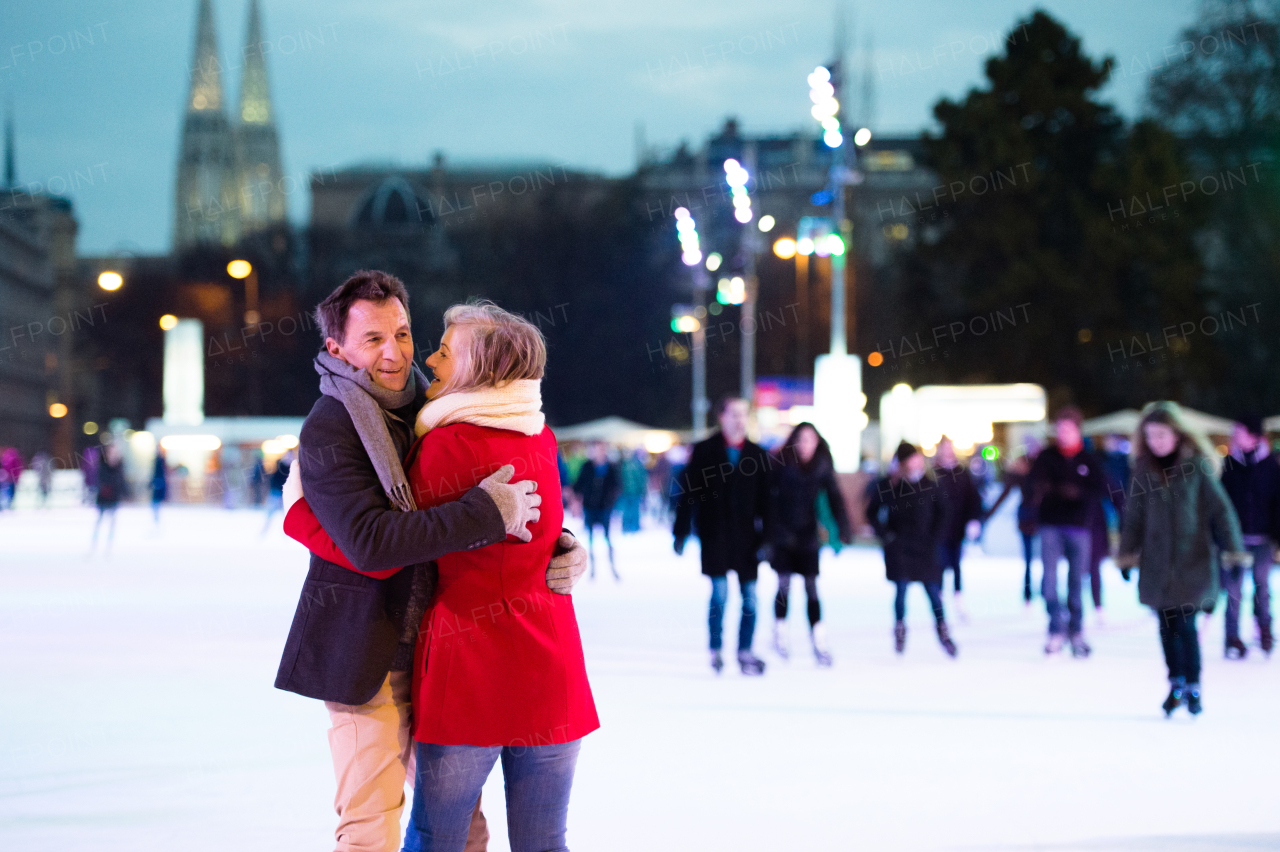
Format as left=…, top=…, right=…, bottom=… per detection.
left=187, top=0, right=224, bottom=113
left=174, top=0, right=239, bottom=249
left=238, top=0, right=272, bottom=124
left=233, top=0, right=286, bottom=231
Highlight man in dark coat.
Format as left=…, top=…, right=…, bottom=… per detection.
left=573, top=440, right=622, bottom=579
left=673, top=396, right=771, bottom=675
left=866, top=442, right=956, bottom=656
left=275, top=271, right=587, bottom=852
left=1219, top=414, right=1278, bottom=657
left=1026, top=406, right=1105, bottom=657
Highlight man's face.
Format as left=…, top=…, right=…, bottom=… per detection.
left=935, top=439, right=956, bottom=467
left=719, top=400, right=749, bottom=444
left=1055, top=419, right=1081, bottom=448
left=326, top=298, right=414, bottom=392
left=1233, top=424, right=1260, bottom=454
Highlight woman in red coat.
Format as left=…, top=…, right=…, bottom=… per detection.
left=289, top=302, right=597, bottom=852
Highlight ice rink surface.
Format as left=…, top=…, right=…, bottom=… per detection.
left=2, top=505, right=1278, bottom=851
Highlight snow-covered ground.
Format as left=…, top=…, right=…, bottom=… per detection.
left=2, top=505, right=1278, bottom=852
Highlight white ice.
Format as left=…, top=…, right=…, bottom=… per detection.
left=1, top=504, right=1278, bottom=852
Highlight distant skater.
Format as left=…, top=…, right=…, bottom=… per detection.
left=932, top=437, right=984, bottom=620
left=574, top=441, right=621, bottom=580
left=150, top=449, right=168, bottom=526
left=674, top=397, right=771, bottom=676
left=91, top=444, right=128, bottom=554
left=767, top=422, right=852, bottom=666
left=1219, top=414, right=1276, bottom=657
left=866, top=442, right=957, bottom=658
left=1117, top=403, right=1249, bottom=717
left=1027, top=407, right=1104, bottom=657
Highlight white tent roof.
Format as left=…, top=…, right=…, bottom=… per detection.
left=551, top=416, right=684, bottom=447
left=1082, top=407, right=1236, bottom=438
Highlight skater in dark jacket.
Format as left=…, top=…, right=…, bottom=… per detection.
left=92, top=443, right=129, bottom=553
left=766, top=422, right=852, bottom=666
left=674, top=397, right=771, bottom=675
left=573, top=441, right=622, bottom=580
left=865, top=442, right=957, bottom=657
left=1026, top=406, right=1105, bottom=657
left=1219, top=414, right=1278, bottom=657
left=932, top=436, right=984, bottom=618
left=1117, top=402, right=1250, bottom=717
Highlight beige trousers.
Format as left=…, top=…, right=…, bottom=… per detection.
left=325, top=671, right=488, bottom=852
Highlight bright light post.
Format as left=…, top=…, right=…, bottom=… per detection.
left=808, top=61, right=869, bottom=471
left=674, top=207, right=710, bottom=436
left=724, top=155, right=762, bottom=402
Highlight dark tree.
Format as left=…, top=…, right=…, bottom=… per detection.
left=1147, top=0, right=1280, bottom=414
left=897, top=11, right=1210, bottom=414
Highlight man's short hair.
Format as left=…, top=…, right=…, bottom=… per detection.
left=314, top=270, right=410, bottom=345
left=714, top=395, right=749, bottom=419
left=895, top=441, right=920, bottom=465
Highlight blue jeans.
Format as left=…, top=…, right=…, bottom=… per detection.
left=403, top=739, right=581, bottom=852
left=709, top=575, right=757, bottom=652
left=1223, top=541, right=1274, bottom=637
left=1040, top=524, right=1090, bottom=636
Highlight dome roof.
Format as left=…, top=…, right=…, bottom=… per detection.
left=352, top=175, right=433, bottom=227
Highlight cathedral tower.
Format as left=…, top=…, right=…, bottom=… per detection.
left=234, top=0, right=286, bottom=232
left=173, top=0, right=240, bottom=250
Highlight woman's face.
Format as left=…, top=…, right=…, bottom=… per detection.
left=794, top=426, right=819, bottom=464
left=425, top=325, right=466, bottom=400
left=1144, top=422, right=1179, bottom=458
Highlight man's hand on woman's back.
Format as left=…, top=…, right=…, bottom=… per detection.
left=478, top=464, right=541, bottom=542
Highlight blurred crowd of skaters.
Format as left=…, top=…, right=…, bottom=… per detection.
left=575, top=396, right=1272, bottom=718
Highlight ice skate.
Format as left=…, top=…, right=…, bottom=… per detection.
left=952, top=591, right=969, bottom=623
left=1225, top=636, right=1248, bottom=660
left=772, top=620, right=790, bottom=659
left=894, top=620, right=906, bottom=654
left=810, top=623, right=833, bottom=667
left=1093, top=606, right=1106, bottom=628
left=737, top=649, right=766, bottom=676
left=1186, top=683, right=1202, bottom=715
left=710, top=649, right=724, bottom=674
left=1162, top=680, right=1185, bottom=717
left=1259, top=622, right=1273, bottom=656
left=1069, top=633, right=1091, bottom=658
left=936, top=621, right=957, bottom=658
left=1044, top=633, right=1065, bottom=654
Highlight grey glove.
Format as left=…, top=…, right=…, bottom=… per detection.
left=478, top=464, right=541, bottom=543
left=546, top=532, right=588, bottom=595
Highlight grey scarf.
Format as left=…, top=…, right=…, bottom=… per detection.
left=314, top=350, right=430, bottom=513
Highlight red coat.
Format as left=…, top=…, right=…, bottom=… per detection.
left=285, top=423, right=598, bottom=748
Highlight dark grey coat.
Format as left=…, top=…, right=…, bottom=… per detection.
left=1119, top=445, right=1245, bottom=613
left=274, top=393, right=505, bottom=706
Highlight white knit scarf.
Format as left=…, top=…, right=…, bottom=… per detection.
left=415, top=379, right=545, bottom=437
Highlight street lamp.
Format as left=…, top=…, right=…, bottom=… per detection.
left=227, top=259, right=260, bottom=325
left=97, top=270, right=123, bottom=291
left=807, top=61, right=865, bottom=471
left=673, top=209, right=709, bottom=436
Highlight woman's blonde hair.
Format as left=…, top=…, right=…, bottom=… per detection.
left=435, top=301, right=546, bottom=395
left=1131, top=400, right=1220, bottom=474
